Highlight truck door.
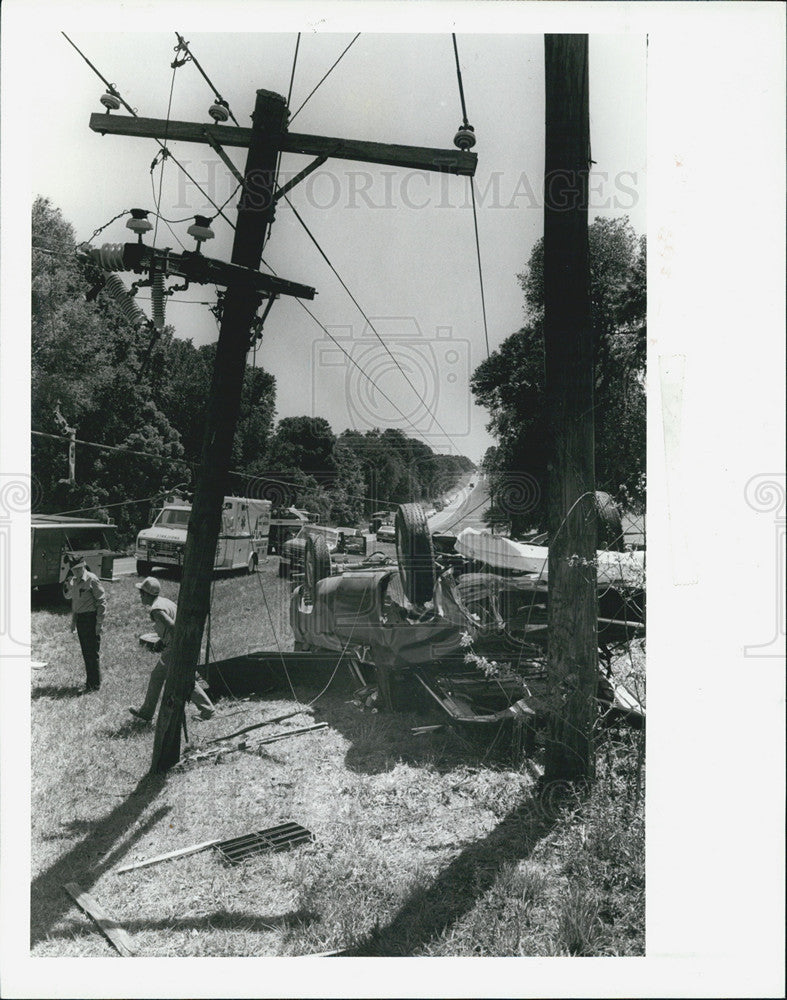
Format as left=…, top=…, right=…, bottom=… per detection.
left=31, top=528, right=65, bottom=587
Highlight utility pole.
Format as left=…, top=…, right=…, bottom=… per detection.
left=90, top=86, right=476, bottom=772
left=149, top=90, right=287, bottom=770
left=542, top=35, right=598, bottom=786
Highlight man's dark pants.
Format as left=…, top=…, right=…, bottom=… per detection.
left=75, top=612, right=101, bottom=690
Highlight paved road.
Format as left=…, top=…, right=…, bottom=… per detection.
left=429, top=476, right=490, bottom=534
left=112, top=556, right=138, bottom=578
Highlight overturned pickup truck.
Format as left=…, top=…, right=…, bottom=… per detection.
left=289, top=503, right=645, bottom=736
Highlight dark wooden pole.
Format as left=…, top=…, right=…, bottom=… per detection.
left=542, top=36, right=598, bottom=785
left=151, top=90, right=287, bottom=772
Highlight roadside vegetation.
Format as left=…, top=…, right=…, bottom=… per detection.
left=31, top=559, right=644, bottom=957
left=32, top=197, right=473, bottom=547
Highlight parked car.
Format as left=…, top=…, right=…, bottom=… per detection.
left=375, top=523, right=396, bottom=543
left=368, top=510, right=393, bottom=534
left=279, top=523, right=366, bottom=578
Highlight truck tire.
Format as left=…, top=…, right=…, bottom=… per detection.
left=136, top=560, right=152, bottom=576
left=394, top=503, right=436, bottom=605
left=595, top=491, right=625, bottom=552
left=303, top=534, right=331, bottom=605
left=247, top=552, right=258, bottom=574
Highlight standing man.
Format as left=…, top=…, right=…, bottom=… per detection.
left=129, top=577, right=215, bottom=723
left=64, top=554, right=106, bottom=692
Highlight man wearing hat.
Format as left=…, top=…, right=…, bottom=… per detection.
left=65, top=554, right=107, bottom=692
left=129, top=576, right=215, bottom=722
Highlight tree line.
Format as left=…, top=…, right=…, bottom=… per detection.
left=32, top=197, right=473, bottom=543
left=471, top=215, right=646, bottom=536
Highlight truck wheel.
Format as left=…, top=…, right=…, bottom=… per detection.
left=303, top=534, right=331, bottom=605
left=595, top=492, right=625, bottom=552
left=136, top=560, right=152, bottom=576
left=395, top=503, right=436, bottom=605
left=60, top=580, right=71, bottom=603
left=247, top=552, right=258, bottom=574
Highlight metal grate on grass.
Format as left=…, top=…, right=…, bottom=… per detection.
left=215, top=822, right=314, bottom=864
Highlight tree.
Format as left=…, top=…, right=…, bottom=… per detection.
left=470, top=215, right=646, bottom=533
left=267, top=416, right=337, bottom=481
left=330, top=443, right=366, bottom=524
left=31, top=197, right=177, bottom=532
left=31, top=198, right=280, bottom=541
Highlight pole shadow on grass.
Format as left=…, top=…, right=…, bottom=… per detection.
left=340, top=795, right=558, bottom=956
left=30, top=773, right=170, bottom=947
left=41, top=907, right=319, bottom=945
left=31, top=684, right=86, bottom=700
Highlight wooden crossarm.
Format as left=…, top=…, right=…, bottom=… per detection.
left=89, top=114, right=478, bottom=176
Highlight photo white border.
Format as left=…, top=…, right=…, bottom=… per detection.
left=2, top=1, right=784, bottom=997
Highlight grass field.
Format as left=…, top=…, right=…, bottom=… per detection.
left=30, top=555, right=645, bottom=957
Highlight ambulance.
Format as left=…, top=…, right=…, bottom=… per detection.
left=135, top=496, right=271, bottom=575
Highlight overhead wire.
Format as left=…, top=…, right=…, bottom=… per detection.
left=451, top=33, right=490, bottom=359
left=174, top=32, right=240, bottom=127
left=280, top=191, right=463, bottom=453
left=288, top=34, right=360, bottom=123
left=62, top=32, right=237, bottom=232
left=268, top=31, right=302, bottom=252
left=151, top=59, right=179, bottom=251
left=469, top=181, right=491, bottom=358
left=255, top=253, right=460, bottom=457
left=32, top=428, right=418, bottom=514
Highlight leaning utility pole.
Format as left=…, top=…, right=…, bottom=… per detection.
left=89, top=83, right=476, bottom=772
left=150, top=90, right=287, bottom=770
left=542, top=35, right=598, bottom=785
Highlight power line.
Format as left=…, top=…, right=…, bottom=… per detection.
left=451, top=34, right=489, bottom=359
left=32, top=429, right=189, bottom=466
left=174, top=32, right=240, bottom=127
left=451, top=34, right=470, bottom=127
left=287, top=33, right=301, bottom=109
left=469, top=179, right=490, bottom=358
left=151, top=62, right=180, bottom=251
left=31, top=429, right=426, bottom=513
left=62, top=32, right=236, bottom=232
left=289, top=34, right=360, bottom=123
left=281, top=191, right=463, bottom=453
left=44, top=493, right=168, bottom=517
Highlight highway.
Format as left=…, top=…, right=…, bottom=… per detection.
left=428, top=475, right=490, bottom=535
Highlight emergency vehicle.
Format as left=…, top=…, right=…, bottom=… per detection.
left=135, top=496, right=271, bottom=575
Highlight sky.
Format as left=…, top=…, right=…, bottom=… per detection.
left=28, top=29, right=645, bottom=464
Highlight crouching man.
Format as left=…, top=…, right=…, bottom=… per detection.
left=129, top=576, right=215, bottom=723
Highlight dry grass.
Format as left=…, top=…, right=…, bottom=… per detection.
left=31, top=557, right=645, bottom=957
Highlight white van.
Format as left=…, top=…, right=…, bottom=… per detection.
left=135, top=497, right=271, bottom=575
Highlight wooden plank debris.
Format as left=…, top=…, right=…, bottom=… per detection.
left=115, top=839, right=222, bottom=874
left=63, top=882, right=135, bottom=955
left=204, top=707, right=310, bottom=746
left=116, top=822, right=314, bottom=874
